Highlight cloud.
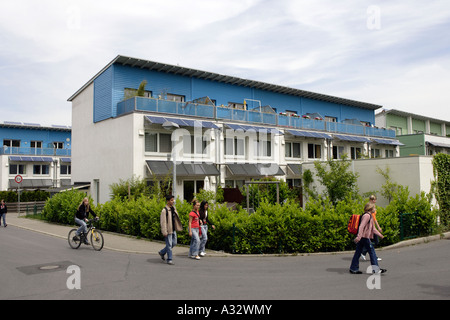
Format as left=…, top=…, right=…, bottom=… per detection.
left=0, top=0, right=449, bottom=125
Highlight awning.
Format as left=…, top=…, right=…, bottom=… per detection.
left=371, top=138, right=405, bottom=146
left=286, top=129, right=332, bottom=139
left=145, top=115, right=219, bottom=129
left=9, top=156, right=53, bottom=162
left=226, top=124, right=283, bottom=135
left=426, top=141, right=450, bottom=148
left=9, top=179, right=53, bottom=188
left=226, top=163, right=285, bottom=177
left=146, top=160, right=219, bottom=177
left=333, top=134, right=371, bottom=143
left=287, top=163, right=302, bottom=176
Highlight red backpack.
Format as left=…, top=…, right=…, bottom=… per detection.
left=347, top=214, right=361, bottom=235
left=347, top=212, right=371, bottom=235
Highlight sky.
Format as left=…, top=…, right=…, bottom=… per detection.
left=1, top=0, right=450, bottom=127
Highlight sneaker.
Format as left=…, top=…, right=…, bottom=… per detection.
left=191, top=255, right=201, bottom=260
left=349, top=270, right=362, bottom=274
left=377, top=257, right=382, bottom=261
left=199, top=252, right=206, bottom=257
left=159, top=251, right=166, bottom=261
left=375, top=268, right=387, bottom=274
left=167, top=260, right=174, bottom=265
left=360, top=254, right=366, bottom=261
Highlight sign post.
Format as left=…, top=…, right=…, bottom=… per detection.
left=15, top=175, right=23, bottom=215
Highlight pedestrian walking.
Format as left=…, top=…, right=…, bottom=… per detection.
left=159, top=195, right=183, bottom=265
left=0, top=200, right=7, bottom=227
left=188, top=199, right=202, bottom=260
left=361, top=195, right=383, bottom=261
left=349, top=203, right=387, bottom=274
left=199, top=200, right=215, bottom=257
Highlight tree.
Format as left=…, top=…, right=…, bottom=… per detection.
left=313, top=155, right=359, bottom=205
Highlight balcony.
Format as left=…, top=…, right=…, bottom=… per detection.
left=0, top=146, right=71, bottom=157
left=117, top=96, right=395, bottom=138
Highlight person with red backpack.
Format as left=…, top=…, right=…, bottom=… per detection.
left=349, top=203, right=386, bottom=274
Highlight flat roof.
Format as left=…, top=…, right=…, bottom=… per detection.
left=68, top=55, right=382, bottom=111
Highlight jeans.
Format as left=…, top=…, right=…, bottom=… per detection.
left=160, top=232, right=177, bottom=262
left=189, top=228, right=201, bottom=257
left=75, top=217, right=87, bottom=236
left=350, top=238, right=379, bottom=272
left=199, top=225, right=208, bottom=253
left=0, top=213, right=6, bottom=226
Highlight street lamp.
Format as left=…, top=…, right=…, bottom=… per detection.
left=162, top=121, right=180, bottom=200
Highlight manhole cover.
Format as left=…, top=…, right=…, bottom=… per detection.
left=17, top=261, right=76, bottom=275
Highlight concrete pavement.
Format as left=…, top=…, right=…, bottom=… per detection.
left=5, top=211, right=450, bottom=257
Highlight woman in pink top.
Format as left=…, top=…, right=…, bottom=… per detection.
left=188, top=200, right=202, bottom=260
left=349, top=203, right=386, bottom=274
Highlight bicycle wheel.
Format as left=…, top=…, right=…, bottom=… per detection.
left=90, top=229, right=104, bottom=251
left=68, top=229, right=82, bottom=249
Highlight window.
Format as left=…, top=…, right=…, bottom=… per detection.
left=325, top=116, right=337, bottom=122
left=33, top=165, right=49, bottom=175
left=53, top=142, right=64, bottom=149
left=183, top=134, right=208, bottom=155
left=3, top=139, right=20, bottom=147
left=385, top=150, right=394, bottom=158
left=254, top=133, right=272, bottom=157
left=371, top=148, right=381, bottom=158
left=225, top=137, right=245, bottom=156
left=145, top=132, right=172, bottom=153
left=31, top=141, right=42, bottom=149
left=308, top=143, right=322, bottom=159
left=61, top=165, right=71, bottom=175
left=351, top=147, right=362, bottom=159
left=333, top=145, right=345, bottom=159
left=228, top=102, right=245, bottom=110
left=9, top=164, right=26, bottom=175
left=285, top=142, right=301, bottom=158
left=166, top=93, right=185, bottom=102
left=390, top=126, right=403, bottom=136
left=124, top=88, right=152, bottom=99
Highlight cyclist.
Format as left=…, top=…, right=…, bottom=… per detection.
left=74, top=197, right=97, bottom=245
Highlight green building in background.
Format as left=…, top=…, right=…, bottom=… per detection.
left=375, top=109, right=450, bottom=156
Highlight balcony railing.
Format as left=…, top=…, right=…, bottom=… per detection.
left=0, top=146, right=71, bottom=156
left=117, top=96, right=396, bottom=138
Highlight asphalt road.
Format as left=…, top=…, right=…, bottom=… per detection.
left=1, top=225, right=449, bottom=301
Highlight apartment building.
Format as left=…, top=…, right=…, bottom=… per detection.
left=0, top=122, right=72, bottom=190
left=69, top=55, right=401, bottom=204
left=376, top=109, right=450, bottom=156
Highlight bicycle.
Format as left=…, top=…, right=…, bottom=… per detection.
left=68, top=218, right=104, bottom=251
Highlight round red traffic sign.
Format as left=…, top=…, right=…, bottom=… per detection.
left=15, top=175, right=23, bottom=184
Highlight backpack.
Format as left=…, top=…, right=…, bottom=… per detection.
left=347, top=212, right=371, bottom=235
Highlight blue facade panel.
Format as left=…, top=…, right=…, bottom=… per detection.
left=0, top=127, right=71, bottom=151
left=94, top=65, right=114, bottom=122
left=92, top=63, right=376, bottom=125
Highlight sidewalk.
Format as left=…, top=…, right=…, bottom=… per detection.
left=6, top=211, right=230, bottom=257
left=6, top=211, right=450, bottom=256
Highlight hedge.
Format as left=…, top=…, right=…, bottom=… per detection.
left=41, top=188, right=438, bottom=254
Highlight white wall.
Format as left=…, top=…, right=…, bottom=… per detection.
left=302, top=156, right=435, bottom=208
left=71, top=83, right=137, bottom=204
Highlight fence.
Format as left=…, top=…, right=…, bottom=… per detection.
left=7, top=201, right=46, bottom=216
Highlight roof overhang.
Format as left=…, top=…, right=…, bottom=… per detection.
left=68, top=55, right=382, bottom=111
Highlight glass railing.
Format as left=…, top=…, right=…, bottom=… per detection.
left=117, top=96, right=396, bottom=138
left=0, top=147, right=71, bottom=156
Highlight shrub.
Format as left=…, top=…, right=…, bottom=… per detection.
left=42, top=189, right=91, bottom=225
